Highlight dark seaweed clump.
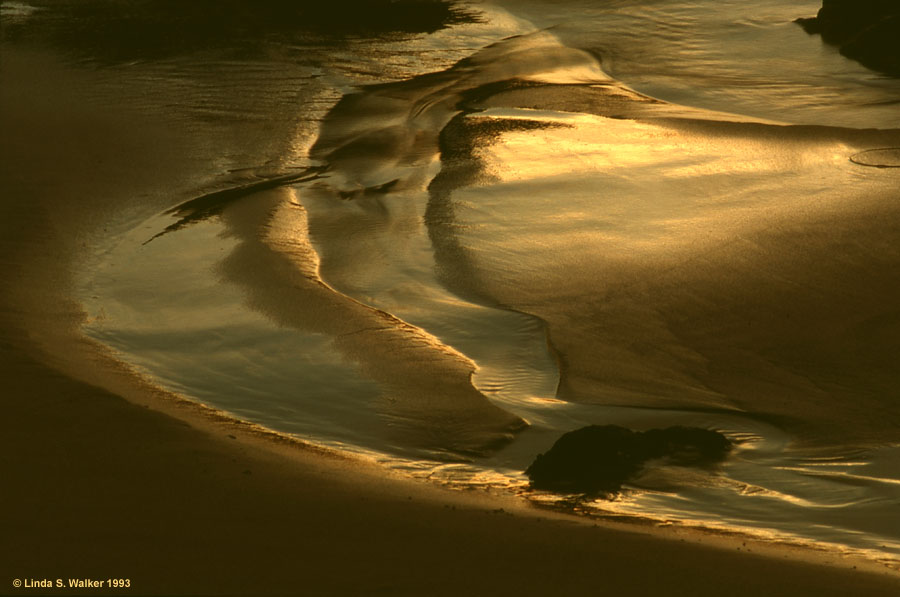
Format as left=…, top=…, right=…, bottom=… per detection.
left=525, top=425, right=732, bottom=495
left=796, top=0, right=900, bottom=77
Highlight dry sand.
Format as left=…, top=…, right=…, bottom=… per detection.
left=3, top=47, right=900, bottom=597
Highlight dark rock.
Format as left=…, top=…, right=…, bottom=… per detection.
left=525, top=425, right=642, bottom=494
left=840, top=15, right=900, bottom=76
left=814, top=0, right=897, bottom=44
left=525, top=425, right=731, bottom=494
left=640, top=426, right=733, bottom=467
left=796, top=1, right=900, bottom=76
left=795, top=17, right=823, bottom=35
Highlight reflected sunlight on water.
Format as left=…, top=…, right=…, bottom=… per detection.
left=54, top=0, right=900, bottom=565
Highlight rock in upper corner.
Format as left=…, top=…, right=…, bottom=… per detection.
left=796, top=0, right=900, bottom=77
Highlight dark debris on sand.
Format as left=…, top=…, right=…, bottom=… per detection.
left=525, top=425, right=732, bottom=495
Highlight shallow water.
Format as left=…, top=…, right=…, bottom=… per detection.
left=9, top=0, right=900, bottom=565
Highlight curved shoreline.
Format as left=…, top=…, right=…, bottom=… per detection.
left=4, top=292, right=900, bottom=594
left=4, top=39, right=900, bottom=596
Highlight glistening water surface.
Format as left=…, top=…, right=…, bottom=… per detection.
left=8, top=0, right=899, bottom=565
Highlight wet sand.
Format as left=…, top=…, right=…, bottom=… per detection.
left=3, top=45, right=900, bottom=597
left=5, top=346, right=900, bottom=597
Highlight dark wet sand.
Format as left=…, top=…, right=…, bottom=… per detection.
left=4, top=336, right=900, bottom=596
left=3, top=47, right=900, bottom=597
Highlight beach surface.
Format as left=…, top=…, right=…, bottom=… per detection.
left=4, top=345, right=900, bottom=597
left=0, top=2, right=900, bottom=596
left=3, top=44, right=900, bottom=597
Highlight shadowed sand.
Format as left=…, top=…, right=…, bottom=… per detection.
left=3, top=36, right=900, bottom=597
left=4, top=344, right=900, bottom=596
